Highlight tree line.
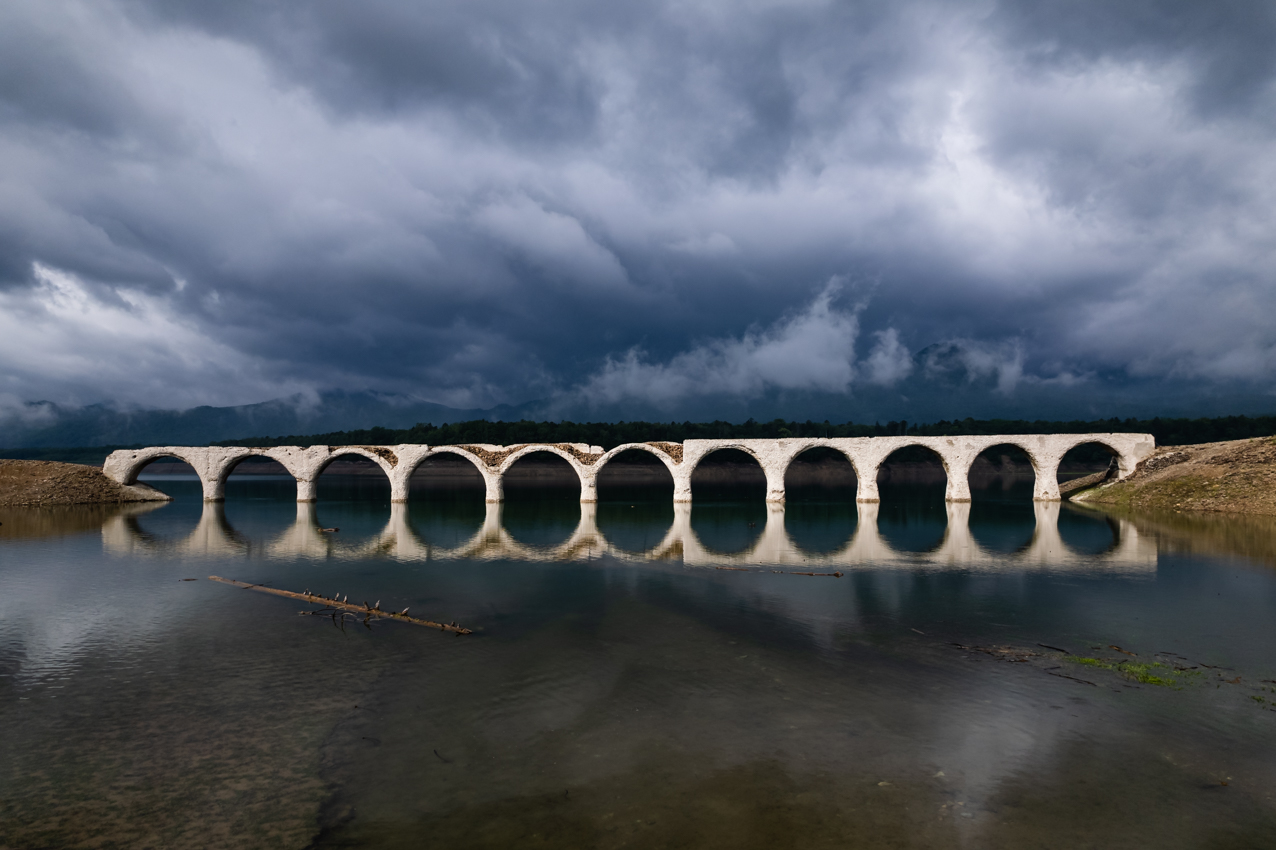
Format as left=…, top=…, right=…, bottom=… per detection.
left=208, top=414, right=1276, bottom=451
left=5, top=413, right=1274, bottom=465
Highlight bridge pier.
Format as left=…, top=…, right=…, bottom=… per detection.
left=1031, top=450, right=1065, bottom=501
left=296, top=478, right=318, bottom=502
left=673, top=471, right=693, bottom=503
left=944, top=474, right=972, bottom=503
left=764, top=465, right=786, bottom=503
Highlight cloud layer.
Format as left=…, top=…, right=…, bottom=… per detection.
left=2, top=0, right=1275, bottom=418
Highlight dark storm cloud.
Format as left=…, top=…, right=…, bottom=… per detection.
left=990, top=0, right=1276, bottom=117
left=1, top=0, right=1274, bottom=419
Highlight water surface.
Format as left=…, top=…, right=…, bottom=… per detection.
left=2, top=475, right=1275, bottom=849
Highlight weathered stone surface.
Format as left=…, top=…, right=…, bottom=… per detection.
left=103, top=434, right=1155, bottom=504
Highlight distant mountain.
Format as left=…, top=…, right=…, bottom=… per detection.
left=0, top=391, right=534, bottom=449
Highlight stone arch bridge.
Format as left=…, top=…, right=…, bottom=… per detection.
left=104, top=434, right=1154, bottom=504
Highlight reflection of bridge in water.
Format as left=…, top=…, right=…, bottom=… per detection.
left=103, top=501, right=1155, bottom=572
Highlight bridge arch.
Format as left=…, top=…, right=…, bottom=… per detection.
left=108, top=447, right=211, bottom=499
left=497, top=444, right=591, bottom=477
left=307, top=448, right=396, bottom=502
left=875, top=444, right=951, bottom=493
left=313, top=447, right=398, bottom=478
left=213, top=451, right=299, bottom=500
left=112, top=448, right=198, bottom=485
left=687, top=446, right=768, bottom=502
left=1032, top=435, right=1150, bottom=500
left=595, top=445, right=676, bottom=501
left=592, top=447, right=676, bottom=553
left=498, top=446, right=587, bottom=501
left=782, top=444, right=859, bottom=496
left=964, top=442, right=1039, bottom=501
left=1056, top=436, right=1137, bottom=475
left=405, top=447, right=493, bottom=501
left=500, top=454, right=582, bottom=547
left=1054, top=439, right=1124, bottom=488
left=595, top=443, right=679, bottom=479
left=685, top=443, right=766, bottom=473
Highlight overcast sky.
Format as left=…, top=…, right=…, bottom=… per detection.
left=2, top=0, right=1274, bottom=421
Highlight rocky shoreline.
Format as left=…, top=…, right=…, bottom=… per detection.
left=1073, top=437, right=1276, bottom=516
left=0, top=459, right=171, bottom=507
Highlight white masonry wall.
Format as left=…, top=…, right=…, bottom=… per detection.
left=103, top=433, right=1154, bottom=504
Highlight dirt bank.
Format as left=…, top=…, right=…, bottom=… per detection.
left=0, top=459, right=171, bottom=507
left=1073, top=437, right=1276, bottom=516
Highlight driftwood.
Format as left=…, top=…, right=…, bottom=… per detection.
left=714, top=567, right=843, bottom=577
left=208, top=576, right=472, bottom=634
left=772, top=570, right=843, bottom=577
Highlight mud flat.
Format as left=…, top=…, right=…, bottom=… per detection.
left=1074, top=437, right=1276, bottom=516
left=0, top=459, right=170, bottom=507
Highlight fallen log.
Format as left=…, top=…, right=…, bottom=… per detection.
left=208, top=576, right=472, bottom=634
left=770, top=570, right=843, bottom=577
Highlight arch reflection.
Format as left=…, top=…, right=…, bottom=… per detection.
left=102, top=498, right=1154, bottom=572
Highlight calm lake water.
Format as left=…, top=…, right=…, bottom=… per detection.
left=3, top=474, right=1276, bottom=849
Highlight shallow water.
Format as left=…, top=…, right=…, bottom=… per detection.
left=2, top=475, right=1276, bottom=849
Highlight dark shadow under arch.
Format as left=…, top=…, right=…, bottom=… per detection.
left=216, top=455, right=300, bottom=535
left=689, top=448, right=767, bottom=552
left=691, top=448, right=765, bottom=501
left=1057, top=441, right=1120, bottom=488
left=597, top=448, right=675, bottom=496
left=876, top=445, right=947, bottom=553
left=784, top=446, right=857, bottom=502
left=502, top=451, right=581, bottom=547
left=966, top=444, right=1035, bottom=553
left=503, top=451, right=581, bottom=499
left=222, top=454, right=296, bottom=500
left=130, top=455, right=200, bottom=498
left=131, top=454, right=196, bottom=482
left=596, top=448, right=674, bottom=553
left=876, top=445, right=947, bottom=499
left=968, top=444, right=1035, bottom=502
left=315, top=453, right=392, bottom=503
left=409, top=453, right=485, bottom=501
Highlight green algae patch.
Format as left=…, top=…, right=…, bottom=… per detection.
left=1067, top=656, right=1198, bottom=688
